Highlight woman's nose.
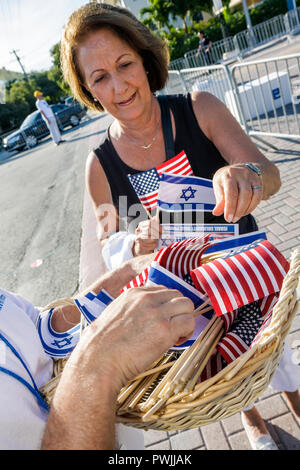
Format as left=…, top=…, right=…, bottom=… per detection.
left=112, top=74, right=128, bottom=95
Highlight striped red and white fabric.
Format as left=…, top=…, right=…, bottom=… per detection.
left=120, top=267, right=149, bottom=293
left=156, top=150, right=193, bottom=177
left=250, top=311, right=273, bottom=349
left=258, top=292, right=279, bottom=318
left=199, top=352, right=225, bottom=382
left=221, top=310, right=239, bottom=333
left=190, top=240, right=289, bottom=317
left=154, top=235, right=214, bottom=279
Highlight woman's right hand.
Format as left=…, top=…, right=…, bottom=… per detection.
left=133, top=217, right=162, bottom=256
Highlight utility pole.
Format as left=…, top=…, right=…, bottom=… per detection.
left=241, top=0, right=256, bottom=48
left=10, top=49, right=28, bottom=81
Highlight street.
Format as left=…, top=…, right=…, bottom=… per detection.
left=0, top=111, right=112, bottom=306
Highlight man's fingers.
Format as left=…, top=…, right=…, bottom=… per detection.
left=170, top=314, right=195, bottom=345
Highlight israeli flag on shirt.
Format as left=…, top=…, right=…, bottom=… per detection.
left=146, top=262, right=214, bottom=350
left=157, top=173, right=216, bottom=212
left=37, top=290, right=114, bottom=358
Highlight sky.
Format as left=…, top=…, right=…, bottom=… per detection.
left=0, top=0, right=90, bottom=73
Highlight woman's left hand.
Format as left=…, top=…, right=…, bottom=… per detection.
left=212, top=164, right=263, bottom=223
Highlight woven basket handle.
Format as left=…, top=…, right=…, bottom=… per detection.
left=261, top=248, right=300, bottom=342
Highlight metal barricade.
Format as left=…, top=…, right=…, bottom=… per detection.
left=253, top=15, right=286, bottom=46
left=165, top=54, right=300, bottom=141
left=284, top=6, right=300, bottom=34
left=231, top=53, right=300, bottom=139
left=169, top=57, right=189, bottom=71
left=184, top=37, right=238, bottom=68
left=233, top=15, right=287, bottom=56
left=175, top=65, right=245, bottom=127
left=164, top=70, right=188, bottom=95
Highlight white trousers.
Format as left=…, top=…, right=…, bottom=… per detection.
left=243, top=340, right=300, bottom=411
left=46, top=116, right=62, bottom=144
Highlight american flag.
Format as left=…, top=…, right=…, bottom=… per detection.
left=258, top=292, right=279, bottom=318
left=128, top=150, right=193, bottom=212
left=199, top=352, right=226, bottom=382
left=217, top=302, right=263, bottom=364
left=120, top=267, right=149, bottom=293
left=190, top=240, right=289, bottom=317
left=250, top=311, right=273, bottom=349
left=154, top=235, right=214, bottom=279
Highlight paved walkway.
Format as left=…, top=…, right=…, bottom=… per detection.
left=81, top=122, right=300, bottom=450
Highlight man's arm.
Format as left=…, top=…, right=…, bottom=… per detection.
left=42, top=287, right=195, bottom=449
left=50, top=253, right=156, bottom=332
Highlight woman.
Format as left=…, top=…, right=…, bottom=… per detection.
left=60, top=2, right=280, bottom=263
left=60, top=3, right=299, bottom=450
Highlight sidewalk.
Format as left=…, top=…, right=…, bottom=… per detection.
left=80, top=130, right=300, bottom=450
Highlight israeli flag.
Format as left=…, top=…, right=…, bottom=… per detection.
left=157, top=173, right=216, bottom=212
left=204, top=230, right=268, bottom=255
left=146, top=261, right=211, bottom=309
left=146, top=262, right=213, bottom=350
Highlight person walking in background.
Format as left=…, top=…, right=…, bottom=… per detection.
left=196, top=31, right=213, bottom=65
left=34, top=91, right=65, bottom=146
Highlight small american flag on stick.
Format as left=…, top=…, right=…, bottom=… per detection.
left=128, top=150, right=193, bottom=212
left=120, top=267, right=149, bottom=293
left=190, top=240, right=289, bottom=317
left=217, top=302, right=263, bottom=364
left=154, top=235, right=214, bottom=279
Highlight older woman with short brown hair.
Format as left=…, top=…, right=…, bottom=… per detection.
left=59, top=2, right=300, bottom=451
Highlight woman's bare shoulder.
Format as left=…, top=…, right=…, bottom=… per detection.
left=85, top=150, right=112, bottom=204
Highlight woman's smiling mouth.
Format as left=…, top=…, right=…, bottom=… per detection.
left=117, top=92, right=137, bottom=106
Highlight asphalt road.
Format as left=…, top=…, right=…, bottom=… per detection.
left=0, top=111, right=112, bottom=307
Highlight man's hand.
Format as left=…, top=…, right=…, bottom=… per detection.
left=70, top=286, right=195, bottom=393
left=42, top=287, right=195, bottom=449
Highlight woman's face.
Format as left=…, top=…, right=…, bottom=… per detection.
left=77, top=28, right=151, bottom=123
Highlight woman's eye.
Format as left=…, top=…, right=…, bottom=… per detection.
left=121, top=62, right=132, bottom=68
left=94, top=76, right=105, bottom=84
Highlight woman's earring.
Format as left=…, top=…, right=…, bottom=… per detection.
left=93, top=97, right=98, bottom=102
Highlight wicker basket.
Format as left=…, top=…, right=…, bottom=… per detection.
left=40, top=248, right=300, bottom=432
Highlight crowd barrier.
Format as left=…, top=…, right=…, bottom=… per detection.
left=164, top=53, right=300, bottom=142
left=169, top=8, right=300, bottom=70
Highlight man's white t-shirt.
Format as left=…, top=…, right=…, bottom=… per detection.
left=35, top=99, right=54, bottom=120
left=0, top=289, right=144, bottom=450
left=0, top=289, right=53, bottom=450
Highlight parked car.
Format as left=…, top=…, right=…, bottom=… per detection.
left=3, top=102, right=86, bottom=151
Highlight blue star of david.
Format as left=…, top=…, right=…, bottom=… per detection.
left=51, top=337, right=73, bottom=349
left=180, top=186, right=197, bottom=202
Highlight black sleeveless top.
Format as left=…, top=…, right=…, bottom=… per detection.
left=94, top=93, right=258, bottom=234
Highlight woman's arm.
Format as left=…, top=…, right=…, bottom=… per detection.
left=191, top=91, right=281, bottom=223
left=85, top=151, right=119, bottom=244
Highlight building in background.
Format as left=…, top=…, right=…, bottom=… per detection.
left=229, top=0, right=265, bottom=8
left=122, top=0, right=211, bottom=26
